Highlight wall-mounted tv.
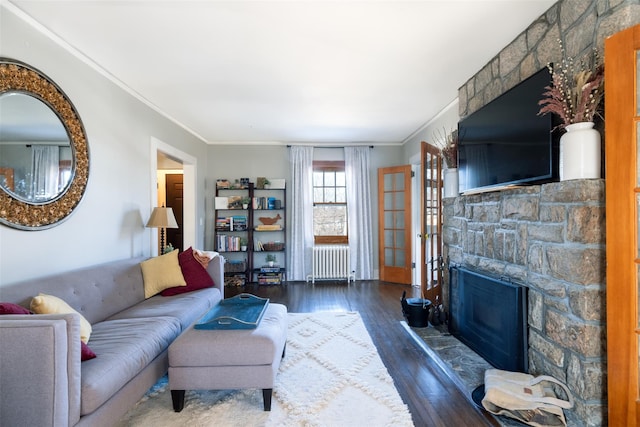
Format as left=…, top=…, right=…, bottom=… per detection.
left=457, top=67, right=558, bottom=194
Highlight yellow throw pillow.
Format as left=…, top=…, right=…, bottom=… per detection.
left=140, top=250, right=186, bottom=298
left=30, top=293, right=92, bottom=344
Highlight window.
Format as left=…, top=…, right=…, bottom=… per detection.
left=313, top=161, right=347, bottom=244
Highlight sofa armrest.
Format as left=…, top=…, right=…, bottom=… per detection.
left=206, top=254, right=225, bottom=298
left=0, top=313, right=82, bottom=427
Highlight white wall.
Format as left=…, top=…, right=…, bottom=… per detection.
left=0, top=7, right=210, bottom=285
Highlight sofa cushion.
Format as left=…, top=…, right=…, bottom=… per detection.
left=161, top=247, right=215, bottom=296
left=108, top=287, right=221, bottom=330
left=30, top=294, right=92, bottom=344
left=80, top=316, right=182, bottom=415
left=140, top=250, right=186, bottom=298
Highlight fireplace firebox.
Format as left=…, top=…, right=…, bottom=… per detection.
left=449, top=266, right=528, bottom=372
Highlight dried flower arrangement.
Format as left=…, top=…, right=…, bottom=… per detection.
left=538, top=41, right=604, bottom=129
left=433, top=128, right=458, bottom=168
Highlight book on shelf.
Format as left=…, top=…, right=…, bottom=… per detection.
left=215, top=216, right=247, bottom=231
left=258, top=274, right=282, bottom=285
left=252, top=196, right=282, bottom=210
left=255, top=224, right=281, bottom=231
left=260, top=266, right=280, bottom=273
left=216, top=234, right=244, bottom=252
left=215, top=217, right=230, bottom=230
left=230, top=215, right=247, bottom=231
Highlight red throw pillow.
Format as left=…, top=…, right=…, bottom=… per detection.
left=0, top=302, right=32, bottom=314
left=81, top=341, right=97, bottom=361
left=161, top=247, right=215, bottom=296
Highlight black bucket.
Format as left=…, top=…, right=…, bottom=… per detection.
left=401, top=291, right=432, bottom=328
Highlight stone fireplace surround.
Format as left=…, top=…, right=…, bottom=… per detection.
left=442, top=180, right=605, bottom=427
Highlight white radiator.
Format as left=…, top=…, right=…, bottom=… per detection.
left=306, top=245, right=355, bottom=283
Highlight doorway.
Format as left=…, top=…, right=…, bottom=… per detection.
left=165, top=173, right=184, bottom=252
left=421, top=141, right=443, bottom=303
left=377, top=165, right=413, bottom=284
left=150, top=137, right=197, bottom=256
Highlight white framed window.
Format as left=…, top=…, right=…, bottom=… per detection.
left=313, top=161, right=348, bottom=244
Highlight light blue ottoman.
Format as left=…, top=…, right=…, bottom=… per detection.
left=168, top=303, right=287, bottom=411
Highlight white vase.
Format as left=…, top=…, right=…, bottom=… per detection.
left=443, top=168, right=459, bottom=198
left=560, top=122, right=601, bottom=181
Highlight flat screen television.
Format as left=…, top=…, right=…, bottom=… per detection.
left=457, top=67, right=559, bottom=194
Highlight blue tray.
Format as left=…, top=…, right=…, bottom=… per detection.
left=195, top=293, right=269, bottom=330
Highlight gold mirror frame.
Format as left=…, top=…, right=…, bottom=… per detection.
left=0, top=58, right=89, bottom=230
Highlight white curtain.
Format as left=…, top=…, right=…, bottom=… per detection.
left=30, top=145, right=59, bottom=201
left=288, top=145, right=314, bottom=280
left=345, top=146, right=373, bottom=280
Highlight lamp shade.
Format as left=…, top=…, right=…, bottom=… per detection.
left=146, top=207, right=178, bottom=229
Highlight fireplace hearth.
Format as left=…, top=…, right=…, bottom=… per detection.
left=449, top=266, right=528, bottom=372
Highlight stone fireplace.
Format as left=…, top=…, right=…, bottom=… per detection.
left=442, top=180, right=606, bottom=427
left=449, top=266, right=528, bottom=373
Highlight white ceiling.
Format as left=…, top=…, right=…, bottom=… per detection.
left=5, top=0, right=556, bottom=145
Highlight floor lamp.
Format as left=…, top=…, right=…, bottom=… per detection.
left=146, top=206, right=179, bottom=255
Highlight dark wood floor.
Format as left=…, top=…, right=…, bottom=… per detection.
left=226, top=280, right=499, bottom=427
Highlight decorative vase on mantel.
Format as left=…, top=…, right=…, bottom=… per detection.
left=443, top=167, right=459, bottom=198
left=559, top=122, right=601, bottom=181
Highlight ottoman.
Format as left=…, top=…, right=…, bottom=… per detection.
left=168, top=303, right=288, bottom=411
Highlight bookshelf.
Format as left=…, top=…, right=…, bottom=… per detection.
left=214, top=180, right=286, bottom=286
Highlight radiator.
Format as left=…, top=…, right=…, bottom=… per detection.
left=306, top=245, right=355, bottom=283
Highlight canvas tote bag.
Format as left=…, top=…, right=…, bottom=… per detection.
left=481, top=369, right=574, bottom=427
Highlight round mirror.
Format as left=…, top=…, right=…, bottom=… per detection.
left=0, top=93, right=73, bottom=203
left=0, top=58, right=89, bottom=230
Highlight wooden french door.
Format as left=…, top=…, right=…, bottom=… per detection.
left=605, top=24, right=640, bottom=426
left=421, top=142, right=443, bottom=302
left=378, top=165, right=412, bottom=284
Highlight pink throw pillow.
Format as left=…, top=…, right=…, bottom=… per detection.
left=161, top=247, right=215, bottom=296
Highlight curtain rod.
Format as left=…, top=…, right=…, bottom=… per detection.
left=286, top=145, right=374, bottom=149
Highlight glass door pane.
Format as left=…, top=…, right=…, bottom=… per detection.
left=635, top=49, right=640, bottom=399
left=421, top=142, right=443, bottom=302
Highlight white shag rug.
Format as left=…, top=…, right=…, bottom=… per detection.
left=117, top=311, right=414, bottom=427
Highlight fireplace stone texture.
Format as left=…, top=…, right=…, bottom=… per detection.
left=443, top=180, right=606, bottom=426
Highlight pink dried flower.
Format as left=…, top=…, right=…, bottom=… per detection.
left=538, top=42, right=604, bottom=129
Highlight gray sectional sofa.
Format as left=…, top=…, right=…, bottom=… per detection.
left=0, top=254, right=224, bottom=427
